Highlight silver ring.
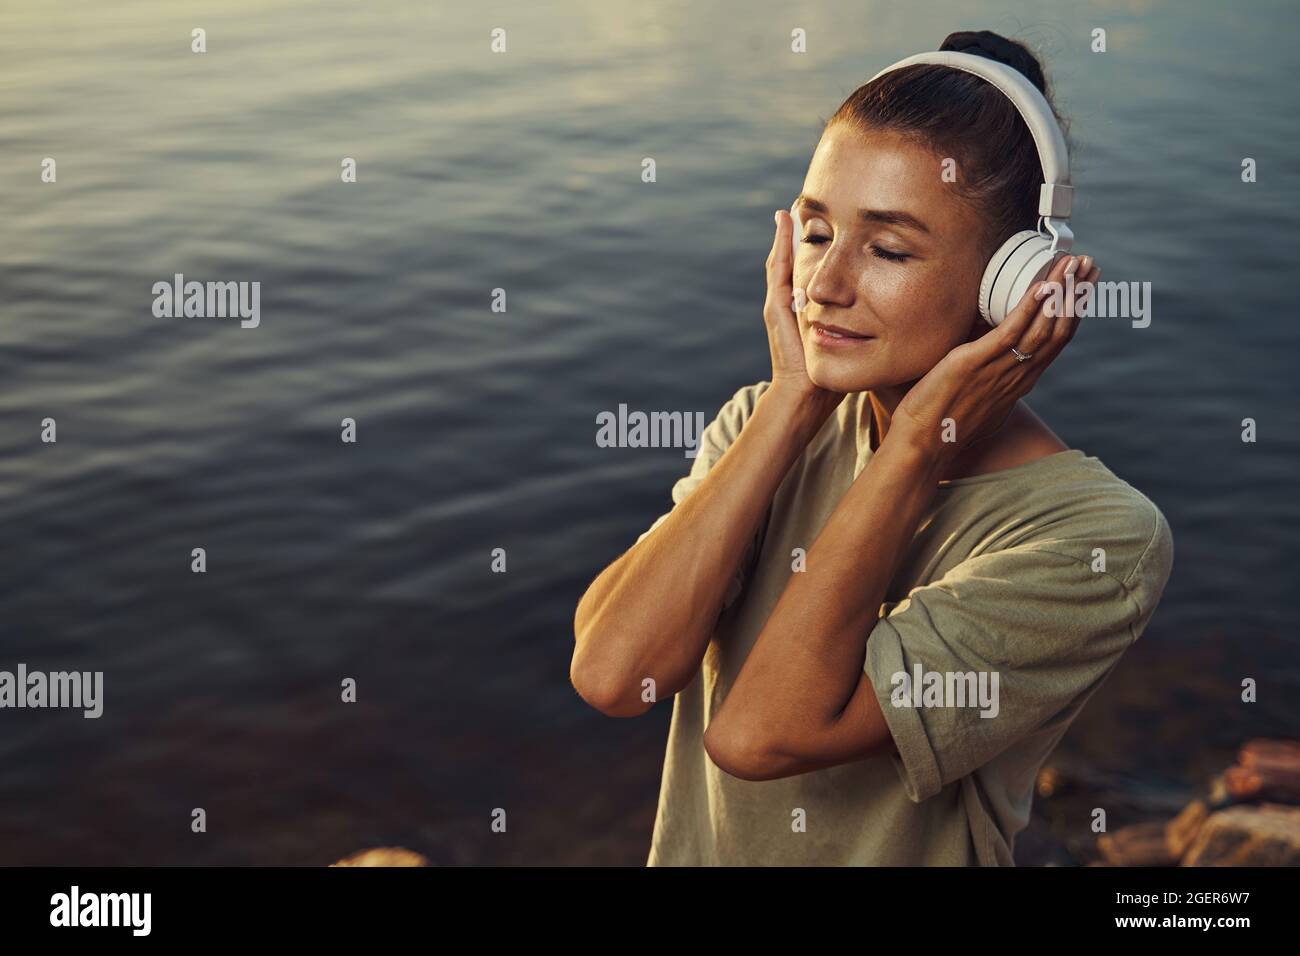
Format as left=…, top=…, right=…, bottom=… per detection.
left=1010, top=346, right=1032, bottom=363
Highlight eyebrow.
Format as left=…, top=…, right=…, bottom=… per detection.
left=795, top=195, right=932, bottom=235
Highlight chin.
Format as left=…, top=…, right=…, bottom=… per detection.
left=805, top=349, right=890, bottom=394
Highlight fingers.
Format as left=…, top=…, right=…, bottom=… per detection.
left=1054, top=253, right=1100, bottom=346
left=1023, top=253, right=1078, bottom=353
left=1076, top=256, right=1100, bottom=288
left=1032, top=253, right=1079, bottom=352
left=762, top=210, right=811, bottom=379
left=975, top=250, right=1098, bottom=383
left=983, top=252, right=1070, bottom=363
left=1021, top=253, right=1102, bottom=375
left=766, top=210, right=794, bottom=306
left=1020, top=251, right=1105, bottom=357
left=1054, top=255, right=1097, bottom=346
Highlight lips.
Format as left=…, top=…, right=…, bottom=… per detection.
left=810, top=321, right=873, bottom=340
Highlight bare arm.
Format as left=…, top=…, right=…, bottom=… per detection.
left=571, top=386, right=832, bottom=716
left=703, top=433, right=939, bottom=775
left=705, top=252, right=1092, bottom=779
left=571, top=209, right=841, bottom=717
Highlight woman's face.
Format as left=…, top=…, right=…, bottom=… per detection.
left=794, top=123, right=990, bottom=394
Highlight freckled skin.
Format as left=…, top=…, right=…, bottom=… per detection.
left=795, top=124, right=990, bottom=397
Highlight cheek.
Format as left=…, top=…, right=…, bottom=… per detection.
left=864, top=260, right=973, bottom=350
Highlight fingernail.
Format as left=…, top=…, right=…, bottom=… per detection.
left=774, top=210, right=781, bottom=225
left=1034, top=282, right=1051, bottom=301
left=1064, top=256, right=1079, bottom=277
left=1081, top=255, right=1093, bottom=272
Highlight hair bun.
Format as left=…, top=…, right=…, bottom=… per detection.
left=939, top=30, right=1046, bottom=93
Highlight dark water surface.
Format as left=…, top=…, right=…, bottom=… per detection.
left=1, top=0, right=1297, bottom=864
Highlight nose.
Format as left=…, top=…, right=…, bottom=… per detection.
left=802, top=242, right=856, bottom=310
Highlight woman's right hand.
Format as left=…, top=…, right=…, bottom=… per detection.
left=764, top=209, right=842, bottom=415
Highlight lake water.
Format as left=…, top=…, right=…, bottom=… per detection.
left=1, top=0, right=1297, bottom=864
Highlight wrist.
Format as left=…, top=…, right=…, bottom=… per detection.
left=762, top=381, right=841, bottom=437
left=877, top=425, right=950, bottom=483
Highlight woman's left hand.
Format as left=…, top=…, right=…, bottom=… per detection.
left=889, top=252, right=1099, bottom=464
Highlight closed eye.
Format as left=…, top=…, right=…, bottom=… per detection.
left=801, top=235, right=911, bottom=263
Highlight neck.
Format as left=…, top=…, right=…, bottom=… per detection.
left=865, top=384, right=912, bottom=453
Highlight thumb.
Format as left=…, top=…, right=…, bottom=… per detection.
left=766, top=209, right=795, bottom=306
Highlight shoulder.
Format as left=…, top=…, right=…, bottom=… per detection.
left=655, top=381, right=774, bottom=519
left=1118, top=487, right=1174, bottom=617
left=1011, top=455, right=1174, bottom=617
left=715, top=380, right=771, bottom=425
left=698, top=381, right=771, bottom=451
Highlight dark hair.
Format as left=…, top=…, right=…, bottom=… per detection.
left=828, top=31, right=1070, bottom=259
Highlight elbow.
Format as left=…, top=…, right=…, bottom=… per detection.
left=569, top=642, right=654, bottom=719
left=703, top=716, right=787, bottom=781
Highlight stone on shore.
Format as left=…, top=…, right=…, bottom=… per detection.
left=1165, top=800, right=1210, bottom=858
left=1093, top=738, right=1300, bottom=866
left=1224, top=739, right=1300, bottom=802
left=1181, top=804, right=1300, bottom=867
left=1097, top=822, right=1178, bottom=867
left=330, top=847, right=430, bottom=867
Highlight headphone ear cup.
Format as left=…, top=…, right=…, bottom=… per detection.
left=979, top=230, right=1066, bottom=326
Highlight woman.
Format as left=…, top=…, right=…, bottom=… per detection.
left=571, top=31, right=1173, bottom=866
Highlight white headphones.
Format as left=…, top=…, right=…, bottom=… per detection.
left=792, top=50, right=1074, bottom=327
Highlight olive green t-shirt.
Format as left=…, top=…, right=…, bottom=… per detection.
left=638, top=381, right=1174, bottom=866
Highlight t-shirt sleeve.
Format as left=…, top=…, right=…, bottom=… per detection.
left=635, top=381, right=771, bottom=611
left=863, top=513, right=1172, bottom=802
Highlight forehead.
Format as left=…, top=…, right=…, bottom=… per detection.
left=803, top=124, right=976, bottom=237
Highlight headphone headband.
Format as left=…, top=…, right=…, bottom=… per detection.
left=866, top=51, right=1073, bottom=221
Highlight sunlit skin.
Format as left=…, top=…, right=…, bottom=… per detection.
left=572, top=112, right=1105, bottom=784
left=684, top=121, right=1107, bottom=778
left=795, top=124, right=989, bottom=394
left=780, top=122, right=1100, bottom=471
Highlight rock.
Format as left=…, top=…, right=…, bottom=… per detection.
left=1098, top=822, right=1178, bottom=867
left=1036, top=766, right=1063, bottom=799
left=1165, top=800, right=1209, bottom=858
left=330, top=847, right=429, bottom=867
left=1239, top=738, right=1300, bottom=769
left=1224, top=739, right=1300, bottom=803
left=1182, top=804, right=1300, bottom=866
left=1224, top=766, right=1300, bottom=803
